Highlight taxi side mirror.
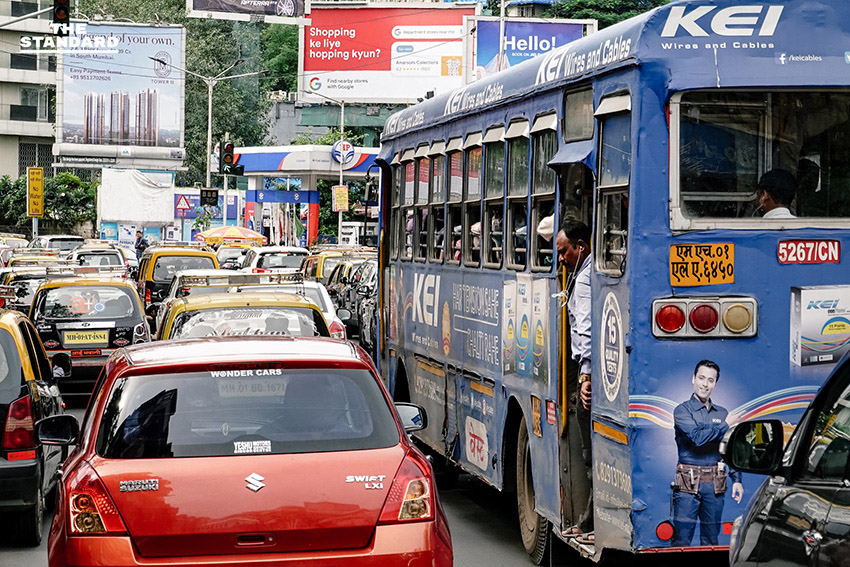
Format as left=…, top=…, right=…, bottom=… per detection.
left=35, top=414, right=79, bottom=446
left=337, top=308, right=352, bottom=322
left=720, top=419, right=785, bottom=475
left=51, top=352, right=72, bottom=379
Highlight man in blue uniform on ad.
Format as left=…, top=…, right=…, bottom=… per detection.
left=672, top=360, right=743, bottom=546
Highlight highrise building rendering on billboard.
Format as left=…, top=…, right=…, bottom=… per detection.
left=84, top=92, right=105, bottom=144
left=136, top=89, right=159, bottom=146
left=109, top=91, right=131, bottom=145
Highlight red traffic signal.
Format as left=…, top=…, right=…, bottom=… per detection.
left=53, top=0, right=70, bottom=34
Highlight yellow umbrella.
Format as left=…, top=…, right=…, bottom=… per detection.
left=195, top=226, right=267, bottom=245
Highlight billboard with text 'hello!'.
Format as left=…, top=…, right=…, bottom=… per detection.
left=300, top=5, right=478, bottom=104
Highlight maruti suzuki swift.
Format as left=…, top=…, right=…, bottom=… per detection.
left=36, top=336, right=452, bottom=567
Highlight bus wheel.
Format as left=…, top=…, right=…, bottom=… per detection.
left=517, top=418, right=549, bottom=564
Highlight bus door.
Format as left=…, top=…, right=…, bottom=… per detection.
left=555, top=161, right=594, bottom=530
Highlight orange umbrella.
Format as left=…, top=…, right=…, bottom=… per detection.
left=195, top=226, right=267, bottom=245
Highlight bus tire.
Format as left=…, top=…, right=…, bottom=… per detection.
left=516, top=418, right=549, bottom=564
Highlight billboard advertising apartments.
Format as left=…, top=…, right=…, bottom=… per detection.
left=55, top=22, right=186, bottom=169
left=300, top=5, right=478, bottom=104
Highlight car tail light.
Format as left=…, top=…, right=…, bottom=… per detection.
left=689, top=304, right=719, bottom=333
left=133, top=322, right=148, bottom=343
left=253, top=268, right=269, bottom=273
left=3, top=395, right=35, bottom=451
left=329, top=319, right=346, bottom=340
left=378, top=450, right=434, bottom=524
left=655, top=305, right=685, bottom=333
left=144, top=288, right=151, bottom=305
left=66, top=461, right=127, bottom=536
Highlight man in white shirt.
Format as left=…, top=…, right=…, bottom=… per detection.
left=758, top=169, right=797, bottom=219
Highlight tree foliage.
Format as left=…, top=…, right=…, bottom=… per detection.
left=546, top=0, right=670, bottom=28
left=260, top=24, right=299, bottom=93
left=0, top=173, right=97, bottom=232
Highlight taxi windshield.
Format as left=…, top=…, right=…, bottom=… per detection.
left=256, top=253, right=303, bottom=269
left=170, top=306, right=329, bottom=339
left=153, top=256, right=216, bottom=282
left=96, top=368, right=398, bottom=458
left=9, top=275, right=47, bottom=304
left=38, top=285, right=138, bottom=319
left=77, top=252, right=122, bottom=266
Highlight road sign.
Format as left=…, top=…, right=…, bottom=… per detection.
left=200, top=189, right=219, bottom=207
left=332, top=185, right=349, bottom=212
left=27, top=167, right=44, bottom=218
left=175, top=195, right=192, bottom=210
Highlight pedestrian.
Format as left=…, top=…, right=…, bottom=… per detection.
left=672, top=360, right=743, bottom=547
left=555, top=218, right=593, bottom=542
left=134, top=230, right=149, bottom=260
left=757, top=169, right=796, bottom=218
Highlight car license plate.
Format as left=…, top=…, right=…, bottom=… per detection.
left=64, top=330, right=109, bottom=345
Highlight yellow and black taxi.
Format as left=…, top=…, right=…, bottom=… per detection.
left=29, top=276, right=149, bottom=378
left=0, top=285, right=67, bottom=546
left=136, top=243, right=219, bottom=314
left=4, top=249, right=70, bottom=269
left=301, top=247, right=376, bottom=285
left=1, top=266, right=124, bottom=314
left=157, top=291, right=330, bottom=341
left=0, top=232, right=29, bottom=249
left=67, top=241, right=128, bottom=272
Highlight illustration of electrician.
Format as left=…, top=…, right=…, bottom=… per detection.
left=672, top=360, right=743, bottom=546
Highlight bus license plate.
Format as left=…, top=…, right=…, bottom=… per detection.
left=669, top=243, right=734, bottom=286
left=64, top=330, right=109, bottom=345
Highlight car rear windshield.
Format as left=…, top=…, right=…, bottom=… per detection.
left=0, top=329, right=23, bottom=403
left=49, top=238, right=85, bottom=252
left=257, top=253, right=303, bottom=269
left=153, top=256, right=216, bottom=282
left=78, top=252, right=122, bottom=266
left=170, top=306, right=329, bottom=339
left=36, top=286, right=139, bottom=320
left=96, top=368, right=399, bottom=458
left=9, top=275, right=47, bottom=305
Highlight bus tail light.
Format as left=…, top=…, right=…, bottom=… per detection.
left=689, top=304, right=719, bottom=333
left=655, top=304, right=685, bottom=333
left=652, top=297, right=757, bottom=339
left=656, top=520, right=675, bottom=541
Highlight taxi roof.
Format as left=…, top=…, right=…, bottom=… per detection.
left=37, top=276, right=135, bottom=289
left=142, top=247, right=216, bottom=258
left=123, top=335, right=361, bottom=368
left=176, top=291, right=317, bottom=310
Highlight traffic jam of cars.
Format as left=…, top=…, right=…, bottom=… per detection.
left=0, top=236, right=451, bottom=566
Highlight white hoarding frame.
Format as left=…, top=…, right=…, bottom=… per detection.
left=462, top=16, right=598, bottom=85
left=54, top=21, right=187, bottom=170
left=298, top=2, right=481, bottom=105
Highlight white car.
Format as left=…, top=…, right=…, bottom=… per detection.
left=240, top=246, right=309, bottom=272
left=229, top=279, right=350, bottom=340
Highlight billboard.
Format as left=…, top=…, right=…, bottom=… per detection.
left=55, top=22, right=186, bottom=169
left=300, top=5, right=478, bottom=104
left=186, top=0, right=306, bottom=24
left=466, top=17, right=596, bottom=83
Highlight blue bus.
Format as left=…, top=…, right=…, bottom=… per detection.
left=375, top=0, right=850, bottom=561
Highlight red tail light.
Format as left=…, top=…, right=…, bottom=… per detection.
left=329, top=319, right=346, bottom=340
left=252, top=268, right=269, bottom=273
left=65, top=461, right=127, bottom=536
left=3, top=395, right=35, bottom=450
left=689, top=304, right=719, bottom=333
left=655, top=305, right=685, bottom=333
left=144, top=287, right=151, bottom=305
left=0, top=298, right=5, bottom=308
left=378, top=450, right=435, bottom=524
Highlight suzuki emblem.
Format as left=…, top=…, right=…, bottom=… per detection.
left=245, top=473, right=265, bottom=492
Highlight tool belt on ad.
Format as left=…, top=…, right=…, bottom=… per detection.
left=673, top=463, right=727, bottom=496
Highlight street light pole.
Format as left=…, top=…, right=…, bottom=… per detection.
left=303, top=91, right=347, bottom=242
left=149, top=57, right=266, bottom=188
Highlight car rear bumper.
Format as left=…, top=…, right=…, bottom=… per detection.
left=53, top=522, right=451, bottom=567
left=47, top=349, right=114, bottom=367
left=0, top=457, right=38, bottom=511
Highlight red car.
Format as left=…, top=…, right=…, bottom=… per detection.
left=36, top=336, right=451, bottom=567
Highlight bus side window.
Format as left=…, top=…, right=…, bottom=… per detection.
left=401, top=160, right=415, bottom=260
left=414, top=156, right=429, bottom=261
left=447, top=149, right=463, bottom=263
left=531, top=127, right=558, bottom=271
left=507, top=124, right=530, bottom=270
left=430, top=153, right=446, bottom=263
left=483, top=135, right=505, bottom=268
left=390, top=164, right=402, bottom=260
left=464, top=145, right=482, bottom=267
left=596, top=99, right=631, bottom=276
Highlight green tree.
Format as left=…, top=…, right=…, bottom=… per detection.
left=0, top=173, right=97, bottom=232
left=546, top=0, right=670, bottom=28
left=261, top=24, right=299, bottom=93
left=191, top=205, right=217, bottom=232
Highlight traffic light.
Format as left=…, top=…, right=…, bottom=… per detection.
left=218, top=141, right=244, bottom=175
left=52, top=0, right=70, bottom=36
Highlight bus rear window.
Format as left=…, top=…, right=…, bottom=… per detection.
left=677, top=91, right=850, bottom=219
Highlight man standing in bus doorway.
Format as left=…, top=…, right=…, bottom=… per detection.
left=555, top=219, right=593, bottom=541
left=672, top=360, right=743, bottom=546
